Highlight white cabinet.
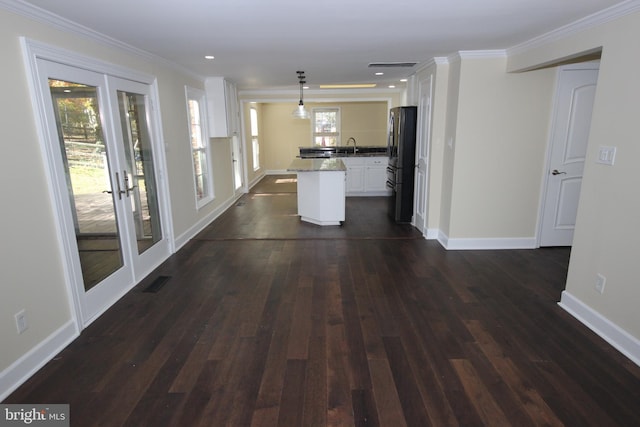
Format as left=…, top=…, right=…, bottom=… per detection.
left=296, top=170, right=346, bottom=226
left=364, top=157, right=389, bottom=193
left=343, top=156, right=390, bottom=196
left=342, top=157, right=365, bottom=193
left=204, top=77, right=239, bottom=138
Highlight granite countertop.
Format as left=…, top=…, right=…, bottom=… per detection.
left=298, top=145, right=388, bottom=158
left=287, top=158, right=346, bottom=172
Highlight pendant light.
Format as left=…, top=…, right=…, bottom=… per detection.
left=292, top=71, right=310, bottom=119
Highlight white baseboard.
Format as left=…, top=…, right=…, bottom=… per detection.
left=0, top=320, right=78, bottom=401
left=174, top=193, right=243, bottom=250
left=437, top=230, right=536, bottom=250
left=266, top=169, right=292, bottom=175
left=559, top=291, right=640, bottom=367
left=248, top=173, right=266, bottom=190
left=425, top=228, right=439, bottom=240
left=346, top=191, right=392, bottom=197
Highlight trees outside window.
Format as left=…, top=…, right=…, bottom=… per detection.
left=185, top=87, right=213, bottom=206
left=312, top=108, right=340, bottom=146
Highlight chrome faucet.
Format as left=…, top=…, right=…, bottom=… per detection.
left=346, top=137, right=357, bottom=152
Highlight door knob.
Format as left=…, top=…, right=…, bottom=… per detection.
left=551, top=169, right=567, bottom=175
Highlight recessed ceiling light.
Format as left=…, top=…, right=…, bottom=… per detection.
left=375, top=72, right=384, bottom=76
left=388, top=85, right=396, bottom=89
left=319, top=84, right=377, bottom=89
left=204, top=55, right=215, bottom=60
left=400, top=78, right=408, bottom=82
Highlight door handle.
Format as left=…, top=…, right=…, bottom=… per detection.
left=123, top=170, right=137, bottom=197
left=113, top=172, right=126, bottom=200
left=551, top=169, right=567, bottom=175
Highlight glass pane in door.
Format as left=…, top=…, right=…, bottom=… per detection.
left=116, top=91, right=162, bottom=254
left=49, top=80, right=123, bottom=291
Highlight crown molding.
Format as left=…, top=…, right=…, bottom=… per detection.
left=413, top=56, right=450, bottom=75
left=458, top=50, right=508, bottom=59
left=0, top=0, right=204, bottom=81
left=446, top=49, right=507, bottom=64
left=508, top=0, right=640, bottom=55
left=238, top=87, right=401, bottom=99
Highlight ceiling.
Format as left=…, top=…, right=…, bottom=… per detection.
left=17, top=0, right=627, bottom=91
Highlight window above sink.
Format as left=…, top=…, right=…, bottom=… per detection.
left=312, top=107, right=340, bottom=146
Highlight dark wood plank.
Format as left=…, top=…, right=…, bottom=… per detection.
left=368, top=358, right=407, bottom=427
left=351, top=388, right=380, bottom=427
left=450, top=358, right=511, bottom=426
left=6, top=175, right=640, bottom=427
left=277, top=360, right=307, bottom=427
left=301, top=335, right=328, bottom=427
left=464, top=319, right=564, bottom=427
left=381, top=336, right=431, bottom=426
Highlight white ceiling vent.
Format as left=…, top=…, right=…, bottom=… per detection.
left=368, top=62, right=418, bottom=68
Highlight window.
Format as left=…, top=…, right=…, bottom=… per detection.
left=250, top=107, right=260, bottom=171
left=312, top=107, right=340, bottom=146
left=185, top=87, right=213, bottom=206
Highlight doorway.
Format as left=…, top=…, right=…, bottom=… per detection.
left=414, top=73, right=433, bottom=236
left=28, top=51, right=171, bottom=326
left=231, top=134, right=244, bottom=196
left=539, top=63, right=599, bottom=247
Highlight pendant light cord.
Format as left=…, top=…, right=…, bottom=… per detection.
left=297, top=71, right=306, bottom=105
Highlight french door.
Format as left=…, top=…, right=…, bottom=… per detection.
left=36, top=59, right=170, bottom=325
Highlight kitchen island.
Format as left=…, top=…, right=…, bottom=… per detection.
left=287, top=158, right=346, bottom=226
left=297, top=146, right=391, bottom=196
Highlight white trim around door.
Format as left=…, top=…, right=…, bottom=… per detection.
left=21, top=38, right=174, bottom=328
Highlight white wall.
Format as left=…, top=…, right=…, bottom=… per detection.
left=259, top=101, right=390, bottom=172
left=420, top=8, right=640, bottom=358
left=448, top=53, right=556, bottom=244
left=427, top=53, right=556, bottom=249
left=0, top=6, right=236, bottom=398
left=509, top=9, right=640, bottom=359
left=3, top=0, right=639, bottom=401
left=438, top=56, right=460, bottom=240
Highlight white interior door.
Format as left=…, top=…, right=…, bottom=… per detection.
left=540, top=64, right=599, bottom=247
left=413, top=74, right=433, bottom=236
left=35, top=59, right=169, bottom=325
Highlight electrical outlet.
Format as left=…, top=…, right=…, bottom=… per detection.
left=595, top=274, right=606, bottom=294
left=15, top=309, right=28, bottom=334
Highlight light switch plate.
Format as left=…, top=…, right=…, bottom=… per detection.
left=595, top=273, right=606, bottom=294
left=596, top=146, right=616, bottom=165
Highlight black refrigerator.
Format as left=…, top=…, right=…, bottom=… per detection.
left=386, top=106, right=417, bottom=223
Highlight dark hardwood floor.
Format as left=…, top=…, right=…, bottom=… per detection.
left=6, top=175, right=640, bottom=426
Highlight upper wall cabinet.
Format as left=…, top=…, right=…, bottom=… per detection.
left=205, top=77, right=239, bottom=138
